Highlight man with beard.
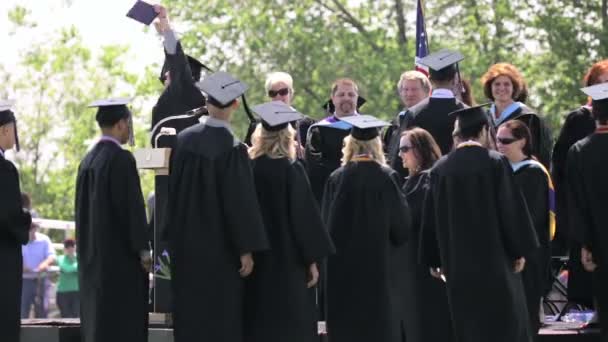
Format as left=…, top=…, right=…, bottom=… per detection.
left=305, top=78, right=365, bottom=203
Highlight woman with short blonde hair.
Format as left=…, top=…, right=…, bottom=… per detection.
left=341, top=134, right=386, bottom=166
left=248, top=123, right=297, bottom=161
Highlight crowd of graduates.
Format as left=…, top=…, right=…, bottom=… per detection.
left=1, top=4, right=608, bottom=342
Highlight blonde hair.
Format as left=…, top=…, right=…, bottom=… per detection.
left=397, top=70, right=432, bottom=94
left=248, top=123, right=296, bottom=160
left=341, top=135, right=386, bottom=166
left=265, top=72, right=294, bottom=93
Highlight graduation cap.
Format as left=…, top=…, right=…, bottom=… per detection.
left=252, top=101, right=303, bottom=132
left=339, top=115, right=389, bottom=141
left=89, top=98, right=134, bottom=146
left=448, top=103, right=491, bottom=133
left=159, top=55, right=209, bottom=84
left=322, top=96, right=367, bottom=114
left=582, top=83, right=608, bottom=119
left=126, top=0, right=158, bottom=26
left=196, top=71, right=248, bottom=109
left=0, top=100, right=20, bottom=151
left=419, top=49, right=464, bottom=84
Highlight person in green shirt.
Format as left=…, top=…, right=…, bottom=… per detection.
left=56, top=239, right=79, bottom=318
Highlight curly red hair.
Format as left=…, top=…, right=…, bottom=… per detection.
left=480, top=63, right=527, bottom=101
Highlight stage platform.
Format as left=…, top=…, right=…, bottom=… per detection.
left=21, top=318, right=603, bottom=342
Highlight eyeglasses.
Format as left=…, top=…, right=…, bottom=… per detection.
left=399, top=145, right=413, bottom=153
left=496, top=137, right=519, bottom=145
left=268, top=88, right=290, bottom=98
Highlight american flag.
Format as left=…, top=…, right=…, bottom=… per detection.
left=415, top=0, right=429, bottom=76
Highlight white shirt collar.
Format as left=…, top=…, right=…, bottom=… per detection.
left=431, top=88, right=455, bottom=99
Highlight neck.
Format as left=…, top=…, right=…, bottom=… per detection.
left=335, top=112, right=355, bottom=118
left=494, top=99, right=515, bottom=117
left=209, top=112, right=231, bottom=122
left=510, top=153, right=528, bottom=164
left=432, top=81, right=453, bottom=90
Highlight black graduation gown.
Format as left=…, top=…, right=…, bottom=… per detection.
left=150, top=41, right=205, bottom=136
left=164, top=119, right=269, bottom=342
left=566, top=132, right=608, bottom=334
left=304, top=117, right=352, bottom=203
left=514, top=162, right=552, bottom=336
left=385, top=110, right=411, bottom=184
left=0, top=153, right=30, bottom=342
left=492, top=104, right=553, bottom=169
left=244, top=156, right=334, bottom=342
left=398, top=172, right=454, bottom=342
left=322, top=161, right=411, bottom=342
left=551, top=107, right=595, bottom=304
left=75, top=141, right=150, bottom=342
left=420, top=146, right=539, bottom=342
left=403, top=97, right=467, bottom=155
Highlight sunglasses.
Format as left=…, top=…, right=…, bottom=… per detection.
left=496, top=137, right=520, bottom=145
left=268, top=88, right=290, bottom=98
left=399, top=145, right=413, bottom=153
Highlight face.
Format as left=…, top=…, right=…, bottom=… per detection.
left=496, top=126, right=526, bottom=162
left=0, top=122, right=16, bottom=150
left=400, top=79, right=427, bottom=108
left=398, top=136, right=419, bottom=171
left=331, top=83, right=358, bottom=117
left=491, top=75, right=514, bottom=103
left=117, top=118, right=130, bottom=145
left=64, top=246, right=76, bottom=256
left=268, top=81, right=292, bottom=105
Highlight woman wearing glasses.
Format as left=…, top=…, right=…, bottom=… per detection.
left=497, top=120, right=553, bottom=338
left=397, top=128, right=454, bottom=342
left=244, top=72, right=316, bottom=155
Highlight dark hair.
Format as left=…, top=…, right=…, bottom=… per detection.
left=64, top=239, right=76, bottom=248
left=480, top=63, right=526, bottom=102
left=592, top=101, right=608, bottom=124
left=430, top=65, right=457, bottom=83
left=401, top=127, right=442, bottom=174
left=455, top=120, right=488, bottom=141
left=458, top=78, right=475, bottom=106
left=498, top=120, right=533, bottom=157
left=21, top=192, right=32, bottom=210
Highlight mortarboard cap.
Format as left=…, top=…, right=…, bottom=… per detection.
left=126, top=1, right=158, bottom=26
left=196, top=71, right=248, bottom=109
left=448, top=103, right=491, bottom=132
left=0, top=100, right=20, bottom=151
left=322, top=96, right=367, bottom=114
left=418, top=49, right=464, bottom=71
left=339, top=115, right=389, bottom=141
left=581, top=83, right=608, bottom=102
left=252, top=101, right=303, bottom=132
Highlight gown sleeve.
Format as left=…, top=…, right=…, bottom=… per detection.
left=220, top=145, right=269, bottom=255
left=287, top=161, right=335, bottom=265
left=0, top=162, right=30, bottom=244
left=517, top=167, right=551, bottom=248
left=565, top=146, right=593, bottom=249
left=418, top=172, right=442, bottom=268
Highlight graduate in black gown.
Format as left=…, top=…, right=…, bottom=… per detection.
left=150, top=5, right=206, bottom=139
left=480, top=63, right=553, bottom=169
left=397, top=127, right=454, bottom=342
left=0, top=100, right=31, bottom=342
left=420, top=105, right=539, bottom=342
left=566, top=83, right=608, bottom=338
left=244, top=101, right=334, bottom=342
left=163, top=72, right=269, bottom=342
left=394, top=49, right=468, bottom=161
left=75, top=98, right=151, bottom=342
left=552, top=60, right=608, bottom=304
left=383, top=70, right=431, bottom=183
left=497, top=120, right=554, bottom=338
left=322, top=115, right=411, bottom=342
left=304, top=78, right=366, bottom=203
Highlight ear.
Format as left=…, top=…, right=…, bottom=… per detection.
left=231, top=99, right=241, bottom=110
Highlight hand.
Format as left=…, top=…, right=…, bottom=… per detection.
left=140, top=251, right=153, bottom=273
left=35, top=263, right=48, bottom=272
left=581, top=247, right=597, bottom=272
left=513, top=257, right=526, bottom=273
left=307, top=263, right=319, bottom=288
left=153, top=4, right=170, bottom=33
left=430, top=267, right=444, bottom=281
left=239, top=253, right=254, bottom=278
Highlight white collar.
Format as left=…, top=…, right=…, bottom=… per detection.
left=431, top=88, right=455, bottom=99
